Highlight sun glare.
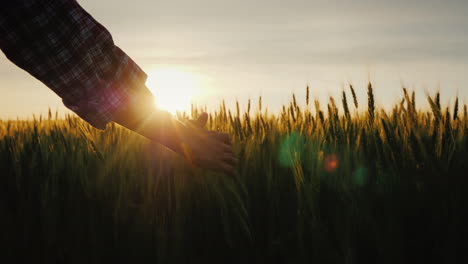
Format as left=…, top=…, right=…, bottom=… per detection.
left=145, top=68, right=202, bottom=114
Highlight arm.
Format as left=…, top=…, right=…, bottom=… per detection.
left=0, top=0, right=237, bottom=176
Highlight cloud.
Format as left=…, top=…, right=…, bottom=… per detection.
left=80, top=0, right=467, bottom=68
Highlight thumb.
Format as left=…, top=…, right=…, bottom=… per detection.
left=193, top=112, right=208, bottom=128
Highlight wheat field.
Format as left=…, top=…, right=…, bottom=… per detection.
left=1, top=84, right=468, bottom=263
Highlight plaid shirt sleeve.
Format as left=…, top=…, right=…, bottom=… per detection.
left=0, top=0, right=154, bottom=130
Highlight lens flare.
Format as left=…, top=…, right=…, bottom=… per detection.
left=323, top=154, right=339, bottom=173
left=278, top=132, right=304, bottom=167
left=353, top=167, right=368, bottom=186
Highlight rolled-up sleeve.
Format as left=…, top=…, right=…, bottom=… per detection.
left=0, top=0, right=154, bottom=130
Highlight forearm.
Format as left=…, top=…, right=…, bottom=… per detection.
left=111, top=99, right=187, bottom=155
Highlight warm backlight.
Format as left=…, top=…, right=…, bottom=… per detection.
left=145, top=68, right=202, bottom=114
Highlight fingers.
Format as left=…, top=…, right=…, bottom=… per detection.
left=202, top=147, right=237, bottom=177
left=222, top=154, right=238, bottom=167
left=198, top=155, right=237, bottom=177
left=181, top=125, right=237, bottom=177
left=194, top=112, right=208, bottom=128
left=217, top=133, right=231, bottom=145
left=218, top=150, right=237, bottom=177
left=186, top=112, right=208, bottom=130
left=221, top=143, right=234, bottom=153
left=207, top=131, right=231, bottom=145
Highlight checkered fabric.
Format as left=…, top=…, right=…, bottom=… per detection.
left=0, top=0, right=153, bottom=130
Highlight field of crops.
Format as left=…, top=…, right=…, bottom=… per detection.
left=1, top=84, right=468, bottom=263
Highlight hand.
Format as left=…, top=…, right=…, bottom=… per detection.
left=180, top=113, right=238, bottom=177
left=111, top=97, right=237, bottom=177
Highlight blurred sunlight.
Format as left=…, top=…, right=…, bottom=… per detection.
left=146, top=67, right=203, bottom=114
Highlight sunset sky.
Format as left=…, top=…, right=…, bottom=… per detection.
left=1, top=0, right=467, bottom=118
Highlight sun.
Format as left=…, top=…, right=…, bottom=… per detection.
left=145, top=68, right=202, bottom=114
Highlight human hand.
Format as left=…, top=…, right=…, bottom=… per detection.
left=111, top=98, right=237, bottom=176
left=180, top=113, right=238, bottom=177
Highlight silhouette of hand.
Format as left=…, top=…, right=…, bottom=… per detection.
left=180, top=112, right=237, bottom=177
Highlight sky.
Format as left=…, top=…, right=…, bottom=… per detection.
left=1, top=0, right=467, bottom=119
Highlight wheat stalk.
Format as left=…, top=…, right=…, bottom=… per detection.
left=350, top=84, right=358, bottom=109
left=367, top=82, right=375, bottom=123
